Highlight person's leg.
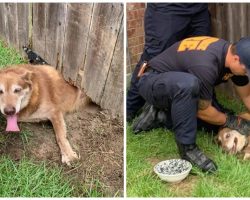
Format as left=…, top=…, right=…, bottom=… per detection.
left=188, top=8, right=211, bottom=36
left=127, top=5, right=192, bottom=122
left=144, top=5, right=192, bottom=56
left=126, top=53, right=148, bottom=122
left=137, top=71, right=217, bottom=172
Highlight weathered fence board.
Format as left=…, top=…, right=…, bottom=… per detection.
left=32, top=3, right=67, bottom=69
left=210, top=3, right=250, bottom=44
left=0, top=5, right=4, bottom=39
left=0, top=3, right=29, bottom=56
left=16, top=3, right=29, bottom=56
left=4, top=4, right=18, bottom=49
left=62, top=3, right=93, bottom=85
left=0, top=3, right=123, bottom=116
left=32, top=3, right=47, bottom=58
left=83, top=3, right=123, bottom=106
left=100, top=16, right=124, bottom=115
left=43, top=3, right=66, bottom=69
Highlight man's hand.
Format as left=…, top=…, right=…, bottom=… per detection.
left=224, top=114, right=250, bottom=136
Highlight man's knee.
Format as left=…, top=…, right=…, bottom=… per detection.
left=176, top=75, right=200, bottom=97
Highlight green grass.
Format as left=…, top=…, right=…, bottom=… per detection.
left=0, top=41, right=25, bottom=67
left=127, top=93, right=250, bottom=197
left=0, top=157, right=74, bottom=197
left=81, top=179, right=108, bottom=197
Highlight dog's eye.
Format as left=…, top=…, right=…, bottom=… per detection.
left=0, top=90, right=3, bottom=94
left=225, top=133, right=231, bottom=139
left=14, top=88, right=22, bottom=93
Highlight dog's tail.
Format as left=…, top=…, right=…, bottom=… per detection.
left=23, top=46, right=49, bottom=65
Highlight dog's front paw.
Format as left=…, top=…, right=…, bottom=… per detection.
left=243, top=153, right=250, bottom=160
left=61, top=151, right=80, bottom=166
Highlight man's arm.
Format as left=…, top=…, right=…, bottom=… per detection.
left=198, top=86, right=250, bottom=136
left=196, top=80, right=250, bottom=135
left=234, top=83, right=250, bottom=110
left=197, top=99, right=227, bottom=125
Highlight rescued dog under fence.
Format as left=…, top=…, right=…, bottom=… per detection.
left=215, top=112, right=250, bottom=160
left=22, top=46, right=49, bottom=65
left=0, top=64, right=89, bottom=165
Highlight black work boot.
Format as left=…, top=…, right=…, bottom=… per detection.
left=177, top=142, right=217, bottom=173
left=132, top=104, right=171, bottom=134
left=132, top=103, right=158, bottom=134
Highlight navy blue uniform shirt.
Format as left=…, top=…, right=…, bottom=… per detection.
left=148, top=36, right=249, bottom=101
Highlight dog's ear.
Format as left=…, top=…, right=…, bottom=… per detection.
left=214, top=127, right=228, bottom=145
left=214, top=134, right=219, bottom=145
left=21, top=71, right=33, bottom=85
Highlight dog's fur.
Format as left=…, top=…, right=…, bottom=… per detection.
left=215, top=112, right=250, bottom=160
left=0, top=64, right=89, bottom=165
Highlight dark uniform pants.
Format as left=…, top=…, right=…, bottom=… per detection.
left=127, top=4, right=211, bottom=117
left=137, top=71, right=200, bottom=144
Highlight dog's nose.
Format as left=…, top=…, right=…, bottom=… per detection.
left=4, top=107, right=16, bottom=116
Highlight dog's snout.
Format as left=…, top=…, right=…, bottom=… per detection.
left=4, top=106, right=16, bottom=116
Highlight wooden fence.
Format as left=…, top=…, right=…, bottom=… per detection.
left=0, top=3, right=124, bottom=117
left=209, top=3, right=250, bottom=98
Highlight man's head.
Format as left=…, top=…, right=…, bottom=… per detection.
left=228, top=37, right=250, bottom=76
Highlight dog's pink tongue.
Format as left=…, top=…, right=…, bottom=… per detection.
left=6, top=115, right=20, bottom=132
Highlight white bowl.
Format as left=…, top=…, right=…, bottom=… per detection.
left=154, top=159, right=192, bottom=183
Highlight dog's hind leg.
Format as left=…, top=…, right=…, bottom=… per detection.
left=50, top=111, right=79, bottom=165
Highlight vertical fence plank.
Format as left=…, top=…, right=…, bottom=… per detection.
left=239, top=4, right=248, bottom=37
left=210, top=4, right=223, bottom=38
left=100, top=16, right=124, bottom=116
left=44, top=3, right=67, bottom=68
left=4, top=3, right=19, bottom=49
left=0, top=4, right=5, bottom=39
left=61, top=3, right=93, bottom=85
left=16, top=3, right=29, bottom=56
left=32, top=3, right=46, bottom=58
left=83, top=3, right=123, bottom=105
left=247, top=4, right=250, bottom=35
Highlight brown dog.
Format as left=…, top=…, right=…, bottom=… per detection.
left=0, top=64, right=89, bottom=165
left=215, top=112, right=250, bottom=160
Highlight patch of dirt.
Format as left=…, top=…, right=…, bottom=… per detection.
left=146, top=157, right=162, bottom=166
left=168, top=175, right=198, bottom=196
left=0, top=102, right=123, bottom=197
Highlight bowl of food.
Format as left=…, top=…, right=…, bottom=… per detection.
left=154, top=159, right=192, bottom=183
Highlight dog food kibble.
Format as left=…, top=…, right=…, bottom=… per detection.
left=156, top=159, right=190, bottom=175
